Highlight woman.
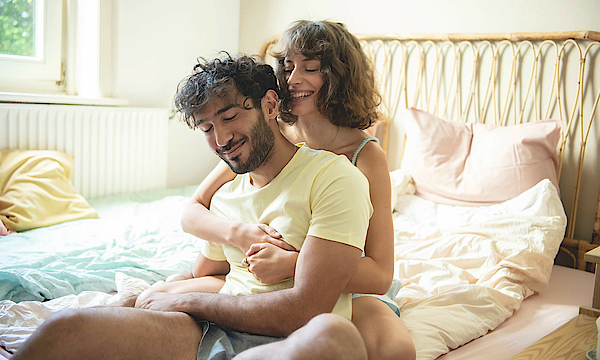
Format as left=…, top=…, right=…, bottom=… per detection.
left=138, top=20, right=415, bottom=360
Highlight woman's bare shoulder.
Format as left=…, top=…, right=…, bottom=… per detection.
left=355, top=140, right=390, bottom=181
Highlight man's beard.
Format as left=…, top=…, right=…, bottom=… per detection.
left=218, top=111, right=275, bottom=174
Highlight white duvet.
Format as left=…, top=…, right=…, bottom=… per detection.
left=390, top=175, right=566, bottom=359
left=0, top=178, right=566, bottom=359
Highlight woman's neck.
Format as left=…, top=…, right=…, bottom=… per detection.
left=293, top=114, right=367, bottom=158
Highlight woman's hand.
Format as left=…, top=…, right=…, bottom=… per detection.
left=0, top=221, right=14, bottom=236
left=244, top=243, right=298, bottom=284
left=231, top=223, right=296, bottom=253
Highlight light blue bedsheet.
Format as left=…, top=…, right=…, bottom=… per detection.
left=0, top=186, right=203, bottom=302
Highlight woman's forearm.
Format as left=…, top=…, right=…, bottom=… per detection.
left=181, top=201, right=290, bottom=253
left=180, top=161, right=245, bottom=246
left=181, top=201, right=241, bottom=245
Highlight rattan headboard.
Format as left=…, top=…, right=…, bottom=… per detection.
left=259, top=31, right=600, bottom=270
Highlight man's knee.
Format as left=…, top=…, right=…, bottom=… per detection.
left=36, top=308, right=109, bottom=342
left=361, top=322, right=416, bottom=360
left=306, top=313, right=359, bottom=337
left=301, top=314, right=367, bottom=360
left=40, top=309, right=95, bottom=339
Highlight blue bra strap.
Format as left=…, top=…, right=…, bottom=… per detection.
left=351, top=136, right=379, bottom=166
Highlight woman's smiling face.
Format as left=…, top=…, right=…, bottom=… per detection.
left=284, top=53, right=324, bottom=118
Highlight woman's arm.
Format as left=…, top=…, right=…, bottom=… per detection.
left=180, top=161, right=294, bottom=253
left=0, top=221, right=14, bottom=236
left=344, top=142, right=394, bottom=294
left=180, top=160, right=238, bottom=243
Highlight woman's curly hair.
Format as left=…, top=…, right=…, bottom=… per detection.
left=174, top=53, right=280, bottom=129
left=271, top=20, right=381, bottom=130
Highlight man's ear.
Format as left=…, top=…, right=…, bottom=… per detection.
left=262, top=90, right=279, bottom=120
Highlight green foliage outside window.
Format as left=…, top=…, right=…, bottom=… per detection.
left=0, top=0, right=37, bottom=57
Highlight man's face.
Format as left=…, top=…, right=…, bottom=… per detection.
left=193, top=93, right=275, bottom=174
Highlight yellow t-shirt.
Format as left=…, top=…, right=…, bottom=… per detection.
left=202, top=145, right=372, bottom=320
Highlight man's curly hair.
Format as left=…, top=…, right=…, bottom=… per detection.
left=174, top=53, right=280, bottom=129
left=271, top=20, right=381, bottom=130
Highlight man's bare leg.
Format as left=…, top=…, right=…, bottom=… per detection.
left=235, top=313, right=368, bottom=360
left=11, top=307, right=202, bottom=360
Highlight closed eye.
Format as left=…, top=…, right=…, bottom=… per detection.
left=199, top=125, right=212, bottom=133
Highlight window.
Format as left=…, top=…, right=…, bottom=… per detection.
left=0, top=0, right=39, bottom=57
left=0, top=0, right=64, bottom=93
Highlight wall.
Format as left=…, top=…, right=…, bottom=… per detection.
left=239, top=0, right=600, bottom=55
left=112, top=0, right=241, bottom=189
left=238, top=0, right=600, bottom=243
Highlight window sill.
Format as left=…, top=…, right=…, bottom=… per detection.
left=0, top=92, right=129, bottom=106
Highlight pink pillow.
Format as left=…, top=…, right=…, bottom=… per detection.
left=400, top=108, right=561, bottom=206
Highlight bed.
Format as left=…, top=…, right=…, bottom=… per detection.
left=1, top=30, right=600, bottom=359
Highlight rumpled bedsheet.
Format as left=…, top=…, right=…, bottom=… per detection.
left=0, top=188, right=200, bottom=303
left=0, top=273, right=153, bottom=353
left=391, top=178, right=566, bottom=359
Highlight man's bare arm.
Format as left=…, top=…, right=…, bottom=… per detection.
left=138, top=235, right=362, bottom=337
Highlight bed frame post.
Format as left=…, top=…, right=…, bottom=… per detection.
left=581, top=246, right=600, bottom=317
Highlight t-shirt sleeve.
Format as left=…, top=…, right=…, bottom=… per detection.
left=201, top=240, right=227, bottom=261
left=307, top=157, right=372, bottom=250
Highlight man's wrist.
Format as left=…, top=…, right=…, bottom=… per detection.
left=178, top=292, right=206, bottom=317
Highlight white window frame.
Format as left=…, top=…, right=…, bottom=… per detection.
left=0, top=0, right=126, bottom=105
left=0, top=0, right=64, bottom=93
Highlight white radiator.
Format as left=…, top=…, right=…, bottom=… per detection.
left=0, top=104, right=169, bottom=199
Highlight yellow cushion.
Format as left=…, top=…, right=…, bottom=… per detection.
left=0, top=150, right=98, bottom=232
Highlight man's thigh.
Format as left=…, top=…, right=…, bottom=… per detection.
left=14, top=307, right=203, bottom=360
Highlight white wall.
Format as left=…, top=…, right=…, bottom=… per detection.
left=112, top=0, right=241, bottom=188
left=238, top=0, right=600, bottom=243
left=239, top=0, right=600, bottom=54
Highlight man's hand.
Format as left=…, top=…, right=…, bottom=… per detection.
left=231, top=223, right=296, bottom=253
left=244, top=243, right=298, bottom=284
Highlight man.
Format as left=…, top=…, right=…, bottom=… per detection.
left=12, top=54, right=372, bottom=360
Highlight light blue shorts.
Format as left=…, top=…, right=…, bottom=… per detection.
left=196, top=321, right=283, bottom=360
left=351, top=278, right=402, bottom=316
